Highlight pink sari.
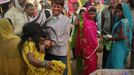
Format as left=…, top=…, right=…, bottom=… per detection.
left=81, top=12, right=98, bottom=75
left=68, top=0, right=78, bottom=13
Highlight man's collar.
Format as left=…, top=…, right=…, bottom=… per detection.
left=53, top=13, right=63, bottom=19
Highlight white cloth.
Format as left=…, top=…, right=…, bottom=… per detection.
left=4, top=0, right=28, bottom=35
left=4, top=7, right=28, bottom=35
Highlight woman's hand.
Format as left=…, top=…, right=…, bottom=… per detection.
left=106, top=34, right=112, bottom=41
left=45, top=61, right=53, bottom=69
left=44, top=40, right=52, bottom=48
left=39, top=44, right=45, bottom=53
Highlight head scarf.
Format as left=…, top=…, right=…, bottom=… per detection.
left=0, top=18, right=16, bottom=42
left=83, top=6, right=96, bottom=21
left=112, top=2, right=133, bottom=52
left=30, top=8, right=52, bottom=26
left=121, top=2, right=133, bottom=51
left=11, top=0, right=25, bottom=11
left=15, top=0, right=23, bottom=10
left=77, top=7, right=86, bottom=15
left=121, top=2, right=133, bottom=29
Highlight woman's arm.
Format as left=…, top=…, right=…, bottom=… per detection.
left=27, top=53, right=52, bottom=68
left=108, top=25, right=125, bottom=41
left=25, top=41, right=52, bottom=68
left=27, top=53, right=44, bottom=67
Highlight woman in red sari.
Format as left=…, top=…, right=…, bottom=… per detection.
left=81, top=6, right=98, bottom=75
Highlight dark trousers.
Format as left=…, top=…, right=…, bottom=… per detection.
left=102, top=46, right=109, bottom=68
left=45, top=54, right=67, bottom=75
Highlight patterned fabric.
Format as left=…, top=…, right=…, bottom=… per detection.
left=81, top=8, right=98, bottom=75
left=22, top=41, right=66, bottom=75
left=106, top=2, right=133, bottom=69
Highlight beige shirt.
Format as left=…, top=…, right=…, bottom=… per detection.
left=4, top=6, right=28, bottom=35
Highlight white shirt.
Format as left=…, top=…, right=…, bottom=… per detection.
left=46, top=14, right=71, bottom=56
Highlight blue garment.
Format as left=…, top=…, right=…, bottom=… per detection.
left=106, top=19, right=128, bottom=68
left=106, top=2, right=133, bottom=69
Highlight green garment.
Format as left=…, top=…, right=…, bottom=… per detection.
left=70, top=25, right=78, bottom=49
left=71, top=16, right=84, bottom=74
left=70, top=16, right=83, bottom=49
left=76, top=56, right=83, bottom=75
left=100, top=36, right=112, bottom=51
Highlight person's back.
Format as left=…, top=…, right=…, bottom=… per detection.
left=4, top=0, right=28, bottom=35
left=0, top=18, right=25, bottom=75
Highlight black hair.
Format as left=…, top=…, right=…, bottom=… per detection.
left=51, top=0, right=64, bottom=7
left=79, top=9, right=86, bottom=15
left=88, top=6, right=96, bottom=13
left=21, top=22, right=42, bottom=51
left=116, top=4, right=123, bottom=11
left=45, top=9, right=51, bottom=19
left=88, top=7, right=97, bottom=22
left=25, top=3, right=34, bottom=10
left=116, top=4, right=125, bottom=19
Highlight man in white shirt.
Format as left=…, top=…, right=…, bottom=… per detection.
left=44, top=0, right=71, bottom=75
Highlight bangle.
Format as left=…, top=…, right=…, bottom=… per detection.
left=43, top=61, right=47, bottom=66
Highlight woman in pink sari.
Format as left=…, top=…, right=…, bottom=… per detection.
left=81, top=6, right=98, bottom=75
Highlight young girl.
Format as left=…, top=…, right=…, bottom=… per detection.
left=81, top=6, right=98, bottom=75
left=21, top=22, right=66, bottom=75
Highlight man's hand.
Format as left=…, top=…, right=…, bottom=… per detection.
left=44, top=40, right=52, bottom=48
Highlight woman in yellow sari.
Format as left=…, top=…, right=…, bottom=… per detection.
left=0, top=18, right=25, bottom=75
left=21, top=22, right=66, bottom=75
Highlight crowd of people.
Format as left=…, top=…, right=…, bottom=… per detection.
left=0, top=0, right=134, bottom=75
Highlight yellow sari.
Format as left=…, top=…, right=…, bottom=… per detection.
left=22, top=41, right=66, bottom=75
left=0, top=18, right=25, bottom=75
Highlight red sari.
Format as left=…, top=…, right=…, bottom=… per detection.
left=81, top=13, right=98, bottom=75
